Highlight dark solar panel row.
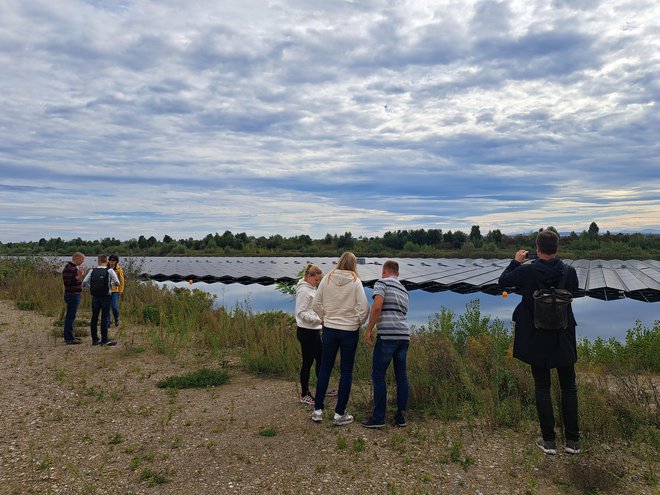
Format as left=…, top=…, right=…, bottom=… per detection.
left=130, top=257, right=660, bottom=303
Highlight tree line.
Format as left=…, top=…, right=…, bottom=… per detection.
left=1, top=222, right=658, bottom=259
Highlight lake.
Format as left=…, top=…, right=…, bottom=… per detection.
left=156, top=281, right=658, bottom=341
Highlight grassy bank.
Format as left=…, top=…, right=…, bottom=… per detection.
left=1, top=257, right=658, bottom=466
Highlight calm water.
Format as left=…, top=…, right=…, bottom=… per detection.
left=157, top=281, right=658, bottom=341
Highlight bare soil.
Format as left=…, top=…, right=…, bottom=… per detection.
left=0, top=299, right=656, bottom=495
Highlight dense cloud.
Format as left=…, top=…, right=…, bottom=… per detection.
left=0, top=0, right=658, bottom=241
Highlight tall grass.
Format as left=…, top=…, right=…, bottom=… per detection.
left=1, top=257, right=657, bottom=449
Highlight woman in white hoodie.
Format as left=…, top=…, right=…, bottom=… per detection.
left=311, top=252, right=369, bottom=426
left=295, top=264, right=324, bottom=405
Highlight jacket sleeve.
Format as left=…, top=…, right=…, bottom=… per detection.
left=296, top=289, right=322, bottom=326
left=312, top=280, right=325, bottom=320
left=118, top=267, right=125, bottom=293
left=355, top=280, right=370, bottom=326
left=108, top=269, right=120, bottom=287
left=498, top=260, right=523, bottom=286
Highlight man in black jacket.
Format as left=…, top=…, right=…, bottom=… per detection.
left=499, top=230, right=581, bottom=455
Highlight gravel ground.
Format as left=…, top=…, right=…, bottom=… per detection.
left=0, top=299, right=656, bottom=495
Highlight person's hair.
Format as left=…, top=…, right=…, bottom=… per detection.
left=536, top=230, right=559, bottom=255
left=383, top=260, right=399, bottom=275
left=98, top=254, right=108, bottom=264
left=304, top=264, right=322, bottom=278
left=329, top=252, right=359, bottom=281
left=72, top=252, right=85, bottom=261
left=108, top=254, right=119, bottom=263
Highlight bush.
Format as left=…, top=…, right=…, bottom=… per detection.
left=156, top=368, right=228, bottom=389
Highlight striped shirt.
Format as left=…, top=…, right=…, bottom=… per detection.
left=373, top=276, right=410, bottom=340
left=62, top=262, right=82, bottom=295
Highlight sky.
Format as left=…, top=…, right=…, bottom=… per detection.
left=1, top=0, right=659, bottom=243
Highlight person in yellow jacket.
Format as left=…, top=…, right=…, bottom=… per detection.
left=106, top=254, right=125, bottom=327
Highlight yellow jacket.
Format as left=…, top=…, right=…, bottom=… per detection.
left=112, top=264, right=125, bottom=293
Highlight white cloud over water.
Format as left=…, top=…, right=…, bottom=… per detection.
left=1, top=0, right=659, bottom=241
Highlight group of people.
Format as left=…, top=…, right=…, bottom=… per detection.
left=294, top=230, right=581, bottom=455
left=62, top=253, right=125, bottom=347
left=295, top=252, right=408, bottom=428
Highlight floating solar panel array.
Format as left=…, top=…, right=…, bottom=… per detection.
left=135, top=257, right=660, bottom=303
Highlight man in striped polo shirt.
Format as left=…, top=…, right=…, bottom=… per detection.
left=62, top=252, right=86, bottom=345
left=362, top=260, right=410, bottom=428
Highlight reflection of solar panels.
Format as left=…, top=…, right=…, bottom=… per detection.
left=103, top=256, right=660, bottom=303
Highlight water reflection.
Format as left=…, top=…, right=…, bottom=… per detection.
left=157, top=281, right=658, bottom=341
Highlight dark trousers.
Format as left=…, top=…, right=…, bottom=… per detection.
left=314, top=326, right=359, bottom=415
left=63, top=294, right=81, bottom=342
left=371, top=338, right=409, bottom=422
left=531, top=364, right=580, bottom=442
left=91, top=295, right=112, bottom=343
left=297, top=327, right=322, bottom=396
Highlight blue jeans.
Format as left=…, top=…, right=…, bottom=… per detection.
left=91, top=295, right=112, bottom=343
left=106, top=292, right=120, bottom=326
left=371, top=338, right=409, bottom=422
left=314, top=327, right=359, bottom=415
left=63, top=293, right=81, bottom=342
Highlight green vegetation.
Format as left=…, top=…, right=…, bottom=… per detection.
left=156, top=368, right=229, bottom=389
left=1, top=257, right=658, bottom=458
left=1, top=222, right=658, bottom=259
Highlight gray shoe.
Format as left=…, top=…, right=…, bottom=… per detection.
left=536, top=437, right=557, bottom=455
left=311, top=409, right=323, bottom=422
left=333, top=412, right=354, bottom=426
left=564, top=439, right=581, bottom=454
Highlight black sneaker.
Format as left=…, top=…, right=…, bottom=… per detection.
left=65, top=338, right=82, bottom=345
left=114, top=319, right=120, bottom=327
left=394, top=413, right=407, bottom=427
left=564, top=439, right=581, bottom=454
left=92, top=339, right=102, bottom=346
left=536, top=437, right=557, bottom=455
left=101, top=340, right=117, bottom=347
left=360, top=418, right=385, bottom=429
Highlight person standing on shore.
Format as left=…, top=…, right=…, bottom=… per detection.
left=362, top=260, right=410, bottom=428
left=82, top=254, right=120, bottom=346
left=106, top=255, right=124, bottom=328
left=62, top=252, right=86, bottom=345
left=295, top=264, right=324, bottom=405
left=311, top=252, right=369, bottom=426
left=498, top=230, right=581, bottom=455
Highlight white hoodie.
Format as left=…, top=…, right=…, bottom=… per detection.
left=295, top=279, right=322, bottom=330
left=312, top=269, right=369, bottom=331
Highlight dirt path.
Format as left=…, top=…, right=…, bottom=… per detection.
left=0, top=299, right=655, bottom=495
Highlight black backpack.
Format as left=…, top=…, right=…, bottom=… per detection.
left=89, top=268, right=109, bottom=297
left=532, top=263, right=573, bottom=330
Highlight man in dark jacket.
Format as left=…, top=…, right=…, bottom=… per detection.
left=499, top=230, right=581, bottom=455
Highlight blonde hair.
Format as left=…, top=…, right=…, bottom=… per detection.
left=329, top=252, right=359, bottom=281
left=304, top=264, right=322, bottom=278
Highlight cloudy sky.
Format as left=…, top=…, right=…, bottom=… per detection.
left=1, top=0, right=658, bottom=243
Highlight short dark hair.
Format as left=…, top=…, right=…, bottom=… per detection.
left=109, top=254, right=119, bottom=262
left=383, top=260, right=399, bottom=275
left=536, top=230, right=559, bottom=255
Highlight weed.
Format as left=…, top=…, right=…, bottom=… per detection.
left=352, top=437, right=365, bottom=453
left=139, top=468, right=168, bottom=486
left=170, top=436, right=183, bottom=449
left=108, top=433, right=123, bottom=445
left=36, top=454, right=53, bottom=472
left=157, top=368, right=228, bottom=389
left=259, top=428, right=277, bottom=437
left=16, top=300, right=36, bottom=311
left=337, top=437, right=348, bottom=450
left=129, top=457, right=141, bottom=471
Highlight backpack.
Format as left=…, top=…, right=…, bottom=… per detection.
left=89, top=267, right=109, bottom=297
left=532, top=263, right=573, bottom=330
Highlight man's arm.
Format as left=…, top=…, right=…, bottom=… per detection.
left=364, top=294, right=383, bottom=346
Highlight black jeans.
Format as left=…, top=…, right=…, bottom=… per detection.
left=531, top=364, right=580, bottom=442
left=91, top=295, right=112, bottom=343
left=297, top=327, right=322, bottom=397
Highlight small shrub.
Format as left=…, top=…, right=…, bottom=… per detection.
left=108, top=433, right=123, bottom=445
left=142, top=305, right=160, bottom=325
left=156, top=368, right=228, bottom=389
left=259, top=428, right=277, bottom=437
left=16, top=300, right=36, bottom=311
left=139, top=468, right=168, bottom=486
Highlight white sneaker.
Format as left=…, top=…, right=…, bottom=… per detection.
left=333, top=412, right=354, bottom=426
left=311, top=409, right=323, bottom=422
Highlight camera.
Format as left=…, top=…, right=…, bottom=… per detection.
left=525, top=252, right=538, bottom=260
